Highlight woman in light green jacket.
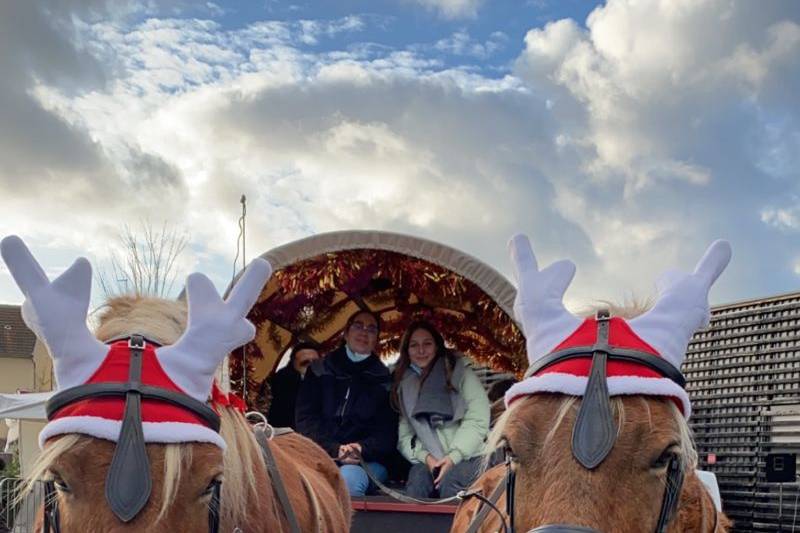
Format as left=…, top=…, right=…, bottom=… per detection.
left=393, top=320, right=490, bottom=498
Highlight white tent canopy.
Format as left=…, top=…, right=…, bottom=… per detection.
left=0, top=392, right=52, bottom=421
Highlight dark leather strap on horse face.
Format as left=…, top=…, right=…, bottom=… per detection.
left=655, top=454, right=684, bottom=533
left=43, top=480, right=61, bottom=533
left=104, top=335, right=152, bottom=522
left=505, top=449, right=516, bottom=533
left=571, top=310, right=617, bottom=469
left=208, top=479, right=222, bottom=533
left=47, top=383, right=221, bottom=432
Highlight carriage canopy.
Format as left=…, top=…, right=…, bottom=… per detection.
left=227, top=230, right=525, bottom=402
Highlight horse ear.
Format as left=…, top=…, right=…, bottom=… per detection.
left=0, top=235, right=107, bottom=388
left=630, top=240, right=731, bottom=368
left=508, top=234, right=581, bottom=362
left=157, top=258, right=271, bottom=401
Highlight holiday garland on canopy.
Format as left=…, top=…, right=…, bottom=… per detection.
left=229, top=248, right=525, bottom=405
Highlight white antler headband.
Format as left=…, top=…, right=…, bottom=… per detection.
left=158, top=261, right=271, bottom=401
left=509, top=234, right=732, bottom=372
left=509, top=234, right=581, bottom=358
left=1, top=235, right=272, bottom=402
left=0, top=235, right=108, bottom=388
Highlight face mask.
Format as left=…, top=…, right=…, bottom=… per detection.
left=345, top=345, right=371, bottom=363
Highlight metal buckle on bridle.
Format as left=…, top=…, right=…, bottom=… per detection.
left=246, top=410, right=275, bottom=439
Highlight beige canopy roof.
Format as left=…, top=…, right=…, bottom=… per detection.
left=228, top=230, right=525, bottom=404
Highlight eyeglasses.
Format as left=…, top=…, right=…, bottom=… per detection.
left=350, top=322, right=379, bottom=335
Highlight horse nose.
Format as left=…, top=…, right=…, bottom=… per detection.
left=528, top=525, right=603, bottom=533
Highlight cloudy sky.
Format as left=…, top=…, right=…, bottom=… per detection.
left=0, top=0, right=798, bottom=311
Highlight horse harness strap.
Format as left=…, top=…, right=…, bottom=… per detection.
left=253, top=426, right=302, bottom=533
left=463, top=466, right=512, bottom=533
left=41, top=335, right=223, bottom=533
left=43, top=480, right=60, bottom=533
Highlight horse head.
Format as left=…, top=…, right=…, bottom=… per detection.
left=1, top=235, right=270, bottom=532
left=455, top=235, right=732, bottom=532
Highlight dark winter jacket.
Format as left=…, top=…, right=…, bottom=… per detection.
left=266, top=364, right=303, bottom=428
left=295, top=345, right=398, bottom=463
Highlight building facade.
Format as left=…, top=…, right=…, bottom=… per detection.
left=0, top=305, right=52, bottom=445
left=687, top=291, right=800, bottom=532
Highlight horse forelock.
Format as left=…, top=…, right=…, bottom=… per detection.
left=578, top=299, right=653, bottom=320
left=94, top=295, right=187, bottom=345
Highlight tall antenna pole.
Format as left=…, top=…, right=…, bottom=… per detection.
left=240, top=195, right=247, bottom=400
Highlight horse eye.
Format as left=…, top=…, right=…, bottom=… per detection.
left=50, top=473, right=71, bottom=493
left=651, top=445, right=679, bottom=470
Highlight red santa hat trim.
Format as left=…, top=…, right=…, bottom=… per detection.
left=40, top=341, right=226, bottom=449
left=506, top=317, right=691, bottom=416
left=504, top=235, right=732, bottom=419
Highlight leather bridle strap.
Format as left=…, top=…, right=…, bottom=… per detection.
left=253, top=426, right=302, bottom=533
left=523, top=315, right=686, bottom=388
left=655, top=454, right=685, bottom=533
left=104, top=335, right=152, bottom=522
left=42, top=480, right=60, bottom=533
left=208, top=480, right=222, bottom=533
left=463, top=469, right=512, bottom=533
left=46, top=383, right=221, bottom=432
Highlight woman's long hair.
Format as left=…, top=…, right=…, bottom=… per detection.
left=391, top=320, right=457, bottom=411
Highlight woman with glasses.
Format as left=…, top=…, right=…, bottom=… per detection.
left=392, top=320, right=490, bottom=499
left=296, top=310, right=397, bottom=497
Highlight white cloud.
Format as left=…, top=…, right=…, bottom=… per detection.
left=762, top=205, right=800, bottom=231
left=433, top=30, right=507, bottom=59
left=1, top=1, right=799, bottom=308
left=409, top=0, right=483, bottom=19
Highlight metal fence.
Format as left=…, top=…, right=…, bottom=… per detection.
left=686, top=292, right=800, bottom=532
left=0, top=477, right=41, bottom=533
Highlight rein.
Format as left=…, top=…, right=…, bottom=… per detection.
left=251, top=424, right=302, bottom=533
left=359, top=447, right=513, bottom=533
left=40, top=335, right=223, bottom=533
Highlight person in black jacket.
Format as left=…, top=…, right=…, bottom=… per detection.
left=266, top=341, right=321, bottom=428
left=295, top=309, right=398, bottom=496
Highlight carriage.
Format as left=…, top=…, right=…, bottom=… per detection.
left=225, top=230, right=525, bottom=532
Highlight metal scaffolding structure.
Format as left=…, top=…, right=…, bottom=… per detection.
left=687, top=291, right=800, bottom=532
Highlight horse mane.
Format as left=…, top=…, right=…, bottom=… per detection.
left=23, top=295, right=265, bottom=527
left=94, top=296, right=188, bottom=346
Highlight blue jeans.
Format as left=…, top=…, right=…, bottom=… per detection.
left=340, top=462, right=388, bottom=497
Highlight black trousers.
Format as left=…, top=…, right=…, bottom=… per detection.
left=404, top=456, right=482, bottom=499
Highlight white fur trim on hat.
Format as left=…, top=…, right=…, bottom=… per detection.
left=39, top=416, right=227, bottom=450
left=505, top=373, right=692, bottom=418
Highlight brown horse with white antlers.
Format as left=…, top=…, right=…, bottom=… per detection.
left=451, top=235, right=731, bottom=532
left=2, top=235, right=350, bottom=532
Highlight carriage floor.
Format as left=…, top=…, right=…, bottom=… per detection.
left=351, top=495, right=458, bottom=532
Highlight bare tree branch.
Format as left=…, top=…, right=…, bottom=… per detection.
left=97, top=221, right=188, bottom=298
